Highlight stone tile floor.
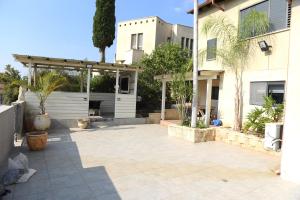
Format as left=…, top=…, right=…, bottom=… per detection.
left=3, top=124, right=300, bottom=200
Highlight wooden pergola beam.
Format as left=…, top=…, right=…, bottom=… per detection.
left=13, top=54, right=143, bottom=72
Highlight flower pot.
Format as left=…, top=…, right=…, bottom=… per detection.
left=26, top=131, right=48, bottom=151
left=78, top=119, right=89, bottom=129
left=33, top=114, right=51, bottom=131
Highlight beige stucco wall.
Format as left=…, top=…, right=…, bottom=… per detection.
left=116, top=17, right=158, bottom=62
left=197, top=0, right=290, bottom=127
left=116, top=16, right=193, bottom=64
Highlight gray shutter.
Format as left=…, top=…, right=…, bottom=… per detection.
left=207, top=38, right=217, bottom=60
left=250, top=82, right=267, bottom=106
left=269, top=0, right=288, bottom=31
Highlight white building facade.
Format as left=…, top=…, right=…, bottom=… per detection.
left=116, top=16, right=193, bottom=64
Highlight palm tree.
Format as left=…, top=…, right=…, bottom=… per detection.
left=200, top=10, right=270, bottom=131
left=30, top=72, right=67, bottom=115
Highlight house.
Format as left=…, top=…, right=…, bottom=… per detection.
left=184, top=0, right=300, bottom=184
left=185, top=0, right=291, bottom=127
left=115, top=16, right=193, bottom=64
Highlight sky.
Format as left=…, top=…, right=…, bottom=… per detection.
left=0, top=0, right=196, bottom=76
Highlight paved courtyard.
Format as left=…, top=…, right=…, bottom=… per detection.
left=4, top=124, right=300, bottom=200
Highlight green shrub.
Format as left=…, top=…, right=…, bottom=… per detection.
left=243, top=96, right=284, bottom=137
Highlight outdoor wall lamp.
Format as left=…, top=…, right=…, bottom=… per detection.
left=258, top=40, right=272, bottom=52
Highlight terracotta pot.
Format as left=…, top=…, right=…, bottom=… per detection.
left=26, top=131, right=48, bottom=151
left=78, top=119, right=89, bottom=129
left=34, top=114, right=51, bottom=131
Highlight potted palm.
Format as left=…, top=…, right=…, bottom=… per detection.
left=27, top=72, right=66, bottom=151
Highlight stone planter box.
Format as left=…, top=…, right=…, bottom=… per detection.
left=215, top=128, right=267, bottom=153
left=168, top=124, right=216, bottom=143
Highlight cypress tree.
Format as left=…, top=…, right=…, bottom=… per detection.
left=92, top=0, right=115, bottom=62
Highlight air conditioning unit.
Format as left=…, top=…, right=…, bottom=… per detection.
left=264, top=123, right=283, bottom=151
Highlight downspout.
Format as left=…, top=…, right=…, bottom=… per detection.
left=212, top=0, right=224, bottom=11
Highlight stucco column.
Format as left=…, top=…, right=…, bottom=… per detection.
left=161, top=80, right=166, bottom=120
left=205, top=79, right=212, bottom=126
left=281, top=0, right=300, bottom=184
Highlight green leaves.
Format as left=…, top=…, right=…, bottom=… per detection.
left=243, top=96, right=284, bottom=136
left=92, top=0, right=115, bottom=62
left=30, top=72, right=67, bottom=114
left=138, top=43, right=191, bottom=112
left=0, top=65, right=26, bottom=104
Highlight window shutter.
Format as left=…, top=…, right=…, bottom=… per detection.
left=269, top=0, right=288, bottom=31
left=250, top=82, right=267, bottom=106
left=207, top=38, right=217, bottom=61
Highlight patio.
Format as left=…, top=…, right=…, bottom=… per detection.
left=4, top=124, right=300, bottom=200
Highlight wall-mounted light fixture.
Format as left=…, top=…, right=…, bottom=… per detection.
left=258, top=40, right=272, bottom=52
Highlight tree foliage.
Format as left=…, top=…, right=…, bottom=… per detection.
left=137, top=43, right=190, bottom=113
left=200, top=10, right=270, bottom=131
left=0, top=65, right=26, bottom=104
left=170, top=61, right=192, bottom=125
left=91, top=74, right=115, bottom=93
left=30, top=72, right=67, bottom=115
left=93, top=0, right=115, bottom=62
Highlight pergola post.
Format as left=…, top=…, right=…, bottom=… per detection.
left=86, top=65, right=92, bottom=103
left=205, top=79, right=212, bottom=126
left=33, top=66, right=37, bottom=87
left=28, top=63, right=32, bottom=86
left=161, top=80, right=166, bottom=120
left=115, top=69, right=120, bottom=94
left=134, top=70, right=138, bottom=96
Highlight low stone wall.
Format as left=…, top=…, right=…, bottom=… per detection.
left=168, top=124, right=215, bottom=143
left=215, top=128, right=280, bottom=156
left=167, top=124, right=281, bottom=156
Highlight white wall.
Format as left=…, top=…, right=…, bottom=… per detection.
left=0, top=105, right=15, bottom=166
left=281, top=0, right=300, bottom=184
left=115, top=94, right=136, bottom=118
left=25, top=92, right=88, bottom=119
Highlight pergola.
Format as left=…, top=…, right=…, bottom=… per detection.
left=155, top=70, right=222, bottom=126
left=13, top=54, right=143, bottom=119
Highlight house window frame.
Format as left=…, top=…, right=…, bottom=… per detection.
left=239, top=0, right=290, bottom=37
left=206, top=38, right=217, bottom=61
left=249, top=81, right=285, bottom=106
left=137, top=33, right=143, bottom=50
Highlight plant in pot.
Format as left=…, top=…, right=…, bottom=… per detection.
left=27, top=72, right=67, bottom=151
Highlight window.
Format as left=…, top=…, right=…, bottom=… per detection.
left=120, top=76, right=130, bottom=94
left=190, top=39, right=194, bottom=51
left=131, top=34, right=137, bottom=49
left=211, top=87, right=219, bottom=100
left=240, top=0, right=290, bottom=37
left=137, top=33, right=143, bottom=50
left=207, top=38, right=217, bottom=61
left=250, top=81, right=285, bottom=105
left=181, top=37, right=185, bottom=49
left=185, top=38, right=189, bottom=49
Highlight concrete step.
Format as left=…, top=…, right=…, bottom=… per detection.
left=92, top=118, right=147, bottom=127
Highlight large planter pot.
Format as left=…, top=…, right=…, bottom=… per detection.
left=78, top=119, right=89, bottom=129
left=26, top=131, right=48, bottom=151
left=34, top=114, right=51, bottom=131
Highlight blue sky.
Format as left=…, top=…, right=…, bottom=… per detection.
left=0, top=0, right=196, bottom=75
